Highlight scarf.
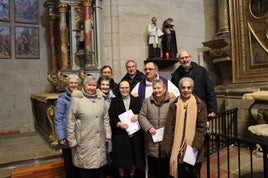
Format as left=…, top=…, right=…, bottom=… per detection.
left=169, top=94, right=197, bottom=178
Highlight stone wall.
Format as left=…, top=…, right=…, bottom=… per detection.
left=0, top=0, right=216, bottom=132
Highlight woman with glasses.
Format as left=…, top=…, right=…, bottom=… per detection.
left=109, top=80, right=145, bottom=178
left=54, top=74, right=81, bottom=178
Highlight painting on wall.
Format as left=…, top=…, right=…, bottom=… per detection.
left=15, top=0, right=38, bottom=24
left=0, top=25, right=11, bottom=59
left=0, top=0, right=9, bottom=21
left=15, top=26, right=39, bottom=58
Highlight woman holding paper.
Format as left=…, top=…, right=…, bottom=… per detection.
left=162, top=77, right=207, bottom=178
left=138, top=79, right=175, bottom=178
left=109, top=80, right=145, bottom=178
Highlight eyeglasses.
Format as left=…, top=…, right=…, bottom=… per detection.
left=119, top=87, right=130, bottom=90
left=144, top=68, right=156, bottom=71
left=179, top=56, right=190, bottom=60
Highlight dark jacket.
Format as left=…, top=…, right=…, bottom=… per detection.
left=121, top=70, right=146, bottom=91
left=109, top=95, right=145, bottom=169
left=171, top=62, right=217, bottom=114
left=162, top=95, right=207, bottom=164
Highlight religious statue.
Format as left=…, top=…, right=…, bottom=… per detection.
left=147, top=17, right=163, bottom=59
left=162, top=18, right=178, bottom=59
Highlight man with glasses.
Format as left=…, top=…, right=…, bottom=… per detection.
left=171, top=50, right=217, bottom=118
left=121, top=60, right=146, bottom=91
left=131, top=61, right=179, bottom=100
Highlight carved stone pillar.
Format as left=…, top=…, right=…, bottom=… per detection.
left=58, top=3, right=69, bottom=70
left=44, top=1, right=58, bottom=73
left=217, top=0, right=229, bottom=33
left=82, top=0, right=95, bottom=68
left=48, top=16, right=58, bottom=73
left=202, top=0, right=232, bottom=84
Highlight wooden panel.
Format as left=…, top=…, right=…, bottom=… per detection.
left=11, top=161, right=64, bottom=178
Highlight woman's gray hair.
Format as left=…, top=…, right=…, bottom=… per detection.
left=67, top=74, right=81, bottom=83
left=152, top=79, right=166, bottom=89
left=178, top=77, right=194, bottom=88
left=83, top=76, right=97, bottom=86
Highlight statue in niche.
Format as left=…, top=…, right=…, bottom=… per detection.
left=147, top=17, right=163, bottom=59
left=76, top=21, right=85, bottom=51
left=162, top=18, right=178, bottom=59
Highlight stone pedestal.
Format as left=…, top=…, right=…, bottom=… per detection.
left=242, top=91, right=268, bottom=124
left=30, top=93, right=59, bottom=149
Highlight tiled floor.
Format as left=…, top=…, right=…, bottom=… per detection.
left=0, top=132, right=62, bottom=177
left=200, top=145, right=264, bottom=178
left=0, top=132, right=264, bottom=178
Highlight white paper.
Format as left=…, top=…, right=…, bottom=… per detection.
left=152, top=127, right=164, bottom=143
left=183, top=145, right=198, bottom=166
left=118, top=109, right=141, bottom=135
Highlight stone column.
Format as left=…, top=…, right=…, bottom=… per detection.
left=44, top=1, right=58, bottom=73
left=82, top=0, right=94, bottom=68
left=217, top=0, right=230, bottom=34
left=58, top=3, right=69, bottom=70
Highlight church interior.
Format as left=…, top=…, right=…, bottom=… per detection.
left=0, top=0, right=268, bottom=177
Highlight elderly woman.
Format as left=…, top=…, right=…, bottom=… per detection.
left=54, top=74, right=81, bottom=178
left=97, top=77, right=115, bottom=107
left=109, top=80, right=145, bottom=178
left=67, top=76, right=111, bottom=178
left=138, top=79, right=175, bottom=178
left=98, top=65, right=119, bottom=96
left=162, top=77, right=207, bottom=178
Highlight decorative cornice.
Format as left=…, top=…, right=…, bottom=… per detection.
left=58, top=3, right=68, bottom=13
left=82, top=0, right=93, bottom=7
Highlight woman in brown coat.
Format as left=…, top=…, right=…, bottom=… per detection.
left=162, top=77, right=207, bottom=178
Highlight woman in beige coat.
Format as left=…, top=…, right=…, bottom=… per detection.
left=67, top=76, right=111, bottom=178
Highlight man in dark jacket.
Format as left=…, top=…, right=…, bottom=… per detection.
left=121, top=60, right=146, bottom=91
left=171, top=50, right=217, bottom=118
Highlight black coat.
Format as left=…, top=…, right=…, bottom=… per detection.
left=108, top=95, right=145, bottom=169
left=171, top=62, right=217, bottom=114
left=121, top=70, right=146, bottom=91
left=161, top=30, right=178, bottom=59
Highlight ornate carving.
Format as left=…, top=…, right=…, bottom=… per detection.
left=47, top=73, right=59, bottom=91
left=58, top=3, right=68, bottom=13
left=47, top=106, right=58, bottom=149
left=82, top=0, right=93, bottom=7
left=57, top=71, right=68, bottom=86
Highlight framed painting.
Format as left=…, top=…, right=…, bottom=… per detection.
left=0, top=0, right=9, bottom=21
left=0, top=25, right=11, bottom=58
left=15, top=26, right=39, bottom=59
left=15, top=0, right=38, bottom=24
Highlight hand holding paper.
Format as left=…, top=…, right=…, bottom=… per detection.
left=118, top=109, right=141, bottom=135
left=152, top=127, right=164, bottom=143
left=183, top=145, right=198, bottom=166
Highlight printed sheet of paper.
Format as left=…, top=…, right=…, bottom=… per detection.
left=183, top=145, right=198, bottom=166
left=152, top=127, right=164, bottom=143
left=118, top=109, right=140, bottom=135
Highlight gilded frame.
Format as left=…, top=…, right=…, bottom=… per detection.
left=230, top=0, right=268, bottom=83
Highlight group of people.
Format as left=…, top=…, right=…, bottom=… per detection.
left=54, top=50, right=217, bottom=178
left=147, top=17, right=177, bottom=59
